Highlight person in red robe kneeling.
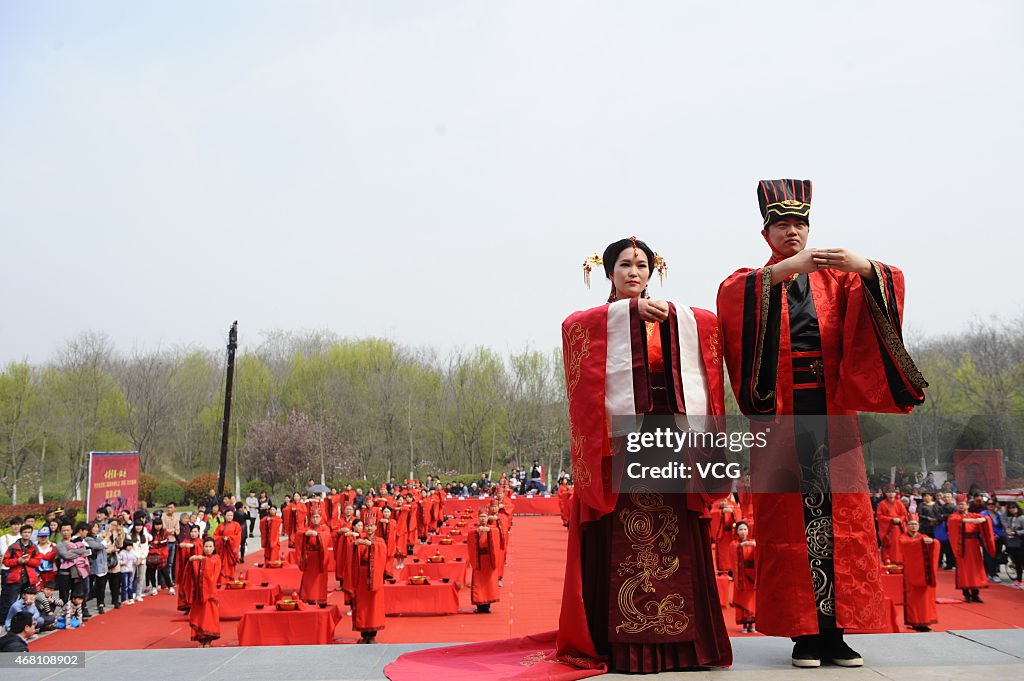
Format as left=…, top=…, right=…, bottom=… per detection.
left=350, top=522, right=386, bottom=644
left=899, top=516, right=939, bottom=631
left=948, top=494, right=996, bottom=603
left=876, top=485, right=908, bottom=565
left=260, top=506, right=282, bottom=563
left=468, top=510, right=502, bottom=613
left=213, top=509, right=242, bottom=585
left=188, top=537, right=221, bottom=648
left=299, top=512, right=332, bottom=605
left=732, top=521, right=758, bottom=633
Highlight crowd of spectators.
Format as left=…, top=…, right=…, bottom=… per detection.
left=870, top=483, right=1024, bottom=585
left=0, top=488, right=257, bottom=644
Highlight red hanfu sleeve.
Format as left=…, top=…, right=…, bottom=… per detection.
left=562, top=304, right=617, bottom=517
left=200, top=555, right=221, bottom=601
left=370, top=539, right=387, bottom=591
left=833, top=263, right=928, bottom=413
left=717, top=267, right=782, bottom=417
left=283, top=506, right=295, bottom=537
left=318, top=526, right=332, bottom=571
left=948, top=515, right=964, bottom=558
left=979, top=516, right=996, bottom=557
left=900, top=536, right=939, bottom=588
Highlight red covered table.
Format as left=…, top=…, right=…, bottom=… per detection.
left=444, top=497, right=491, bottom=515
left=383, top=582, right=460, bottom=616
left=398, top=560, right=469, bottom=588
left=442, top=495, right=560, bottom=516
left=218, top=585, right=281, bottom=620
left=237, top=602, right=344, bottom=646
left=426, top=534, right=469, bottom=545
left=414, top=544, right=468, bottom=562
left=509, top=495, right=559, bottom=515
left=244, top=564, right=303, bottom=593
left=880, top=571, right=904, bottom=605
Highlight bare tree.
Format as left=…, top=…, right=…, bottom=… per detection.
left=51, top=332, right=125, bottom=499
left=0, top=362, right=36, bottom=503
left=113, top=348, right=181, bottom=472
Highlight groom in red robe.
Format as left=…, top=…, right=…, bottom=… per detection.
left=717, top=179, right=928, bottom=668
left=899, top=516, right=939, bottom=631
left=948, top=494, right=996, bottom=602
left=259, top=506, right=282, bottom=563
left=876, top=485, right=908, bottom=565
left=468, top=510, right=502, bottom=613
left=298, top=512, right=332, bottom=605
left=350, top=522, right=387, bottom=644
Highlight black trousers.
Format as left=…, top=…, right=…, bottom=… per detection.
left=90, top=574, right=110, bottom=607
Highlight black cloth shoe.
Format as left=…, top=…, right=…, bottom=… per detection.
left=972, top=590, right=984, bottom=603
left=824, top=634, right=863, bottom=667
left=791, top=635, right=821, bottom=668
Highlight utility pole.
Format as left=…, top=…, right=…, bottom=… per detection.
left=217, top=322, right=238, bottom=497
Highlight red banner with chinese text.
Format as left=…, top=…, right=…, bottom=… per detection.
left=86, top=452, right=140, bottom=516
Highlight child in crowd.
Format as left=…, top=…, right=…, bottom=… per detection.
left=64, top=594, right=86, bottom=629
left=118, top=539, right=137, bottom=604
left=34, top=582, right=64, bottom=627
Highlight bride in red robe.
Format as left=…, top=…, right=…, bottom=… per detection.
left=717, top=179, right=928, bottom=668
left=175, top=526, right=203, bottom=613
left=350, top=522, right=387, bottom=644
left=213, top=509, right=242, bottom=585
left=557, top=479, right=572, bottom=528
left=732, top=521, right=758, bottom=633
left=260, top=506, right=282, bottom=563
left=557, top=237, right=732, bottom=673
left=298, top=512, right=332, bottom=605
left=335, top=518, right=361, bottom=599
left=188, top=537, right=221, bottom=647
left=378, top=506, right=399, bottom=578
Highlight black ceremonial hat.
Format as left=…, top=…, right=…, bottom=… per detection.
left=757, top=179, right=812, bottom=228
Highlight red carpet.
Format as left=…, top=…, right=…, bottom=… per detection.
left=32, top=516, right=1023, bottom=651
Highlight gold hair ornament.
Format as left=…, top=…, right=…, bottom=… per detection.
left=582, top=254, right=603, bottom=288
left=581, top=245, right=668, bottom=288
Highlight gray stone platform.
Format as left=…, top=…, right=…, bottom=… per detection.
left=3, top=630, right=1021, bottom=681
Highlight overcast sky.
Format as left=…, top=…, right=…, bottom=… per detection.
left=2, top=1, right=1021, bottom=365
